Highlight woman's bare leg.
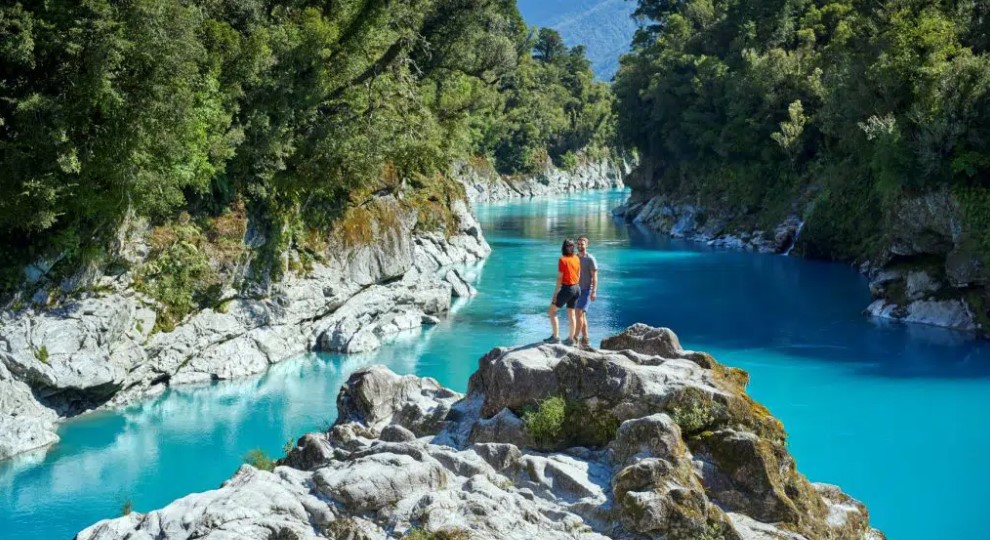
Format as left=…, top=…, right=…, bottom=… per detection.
left=567, top=308, right=578, bottom=340
left=548, top=305, right=559, bottom=338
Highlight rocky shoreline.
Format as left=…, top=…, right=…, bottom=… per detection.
left=77, top=324, right=885, bottom=540
left=616, top=188, right=986, bottom=337
left=0, top=197, right=489, bottom=462
left=0, top=159, right=627, bottom=462
left=457, top=158, right=629, bottom=203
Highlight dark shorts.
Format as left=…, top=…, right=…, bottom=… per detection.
left=554, top=284, right=581, bottom=309
left=576, top=287, right=591, bottom=311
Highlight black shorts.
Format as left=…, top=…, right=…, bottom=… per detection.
left=554, top=284, right=581, bottom=309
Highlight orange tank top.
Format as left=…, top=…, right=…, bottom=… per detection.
left=558, top=255, right=580, bottom=286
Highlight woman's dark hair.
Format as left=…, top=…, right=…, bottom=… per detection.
left=561, top=238, right=576, bottom=256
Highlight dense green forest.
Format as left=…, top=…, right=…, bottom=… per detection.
left=0, top=0, right=614, bottom=303
left=615, top=0, right=990, bottom=261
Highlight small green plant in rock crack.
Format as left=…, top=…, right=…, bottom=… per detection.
left=402, top=527, right=471, bottom=540
left=669, top=388, right=721, bottom=434
left=693, top=522, right=729, bottom=540
left=243, top=448, right=275, bottom=471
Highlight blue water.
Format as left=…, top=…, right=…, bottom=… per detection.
left=3, top=190, right=989, bottom=539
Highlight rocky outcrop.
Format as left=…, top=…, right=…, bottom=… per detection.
left=614, top=195, right=804, bottom=256
left=457, top=157, right=628, bottom=203
left=0, top=197, right=490, bottom=461
left=857, top=190, right=988, bottom=333
left=77, top=324, right=884, bottom=540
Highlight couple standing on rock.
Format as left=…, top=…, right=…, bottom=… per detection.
left=547, top=235, right=598, bottom=348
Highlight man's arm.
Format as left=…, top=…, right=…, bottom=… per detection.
left=590, top=268, right=598, bottom=301
left=590, top=256, right=599, bottom=300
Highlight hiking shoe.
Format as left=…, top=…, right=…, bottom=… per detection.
left=580, top=337, right=591, bottom=349
left=544, top=336, right=561, bottom=344
left=562, top=337, right=575, bottom=346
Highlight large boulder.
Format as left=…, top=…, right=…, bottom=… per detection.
left=334, top=366, right=461, bottom=438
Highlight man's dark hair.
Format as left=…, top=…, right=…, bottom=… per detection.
left=561, top=239, right=576, bottom=256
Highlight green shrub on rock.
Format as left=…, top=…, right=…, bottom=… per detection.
left=522, top=396, right=566, bottom=446
left=243, top=449, right=274, bottom=472
left=668, top=387, right=720, bottom=435
left=522, top=396, right=621, bottom=449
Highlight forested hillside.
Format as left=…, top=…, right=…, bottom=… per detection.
left=615, top=0, right=990, bottom=261
left=0, top=0, right=614, bottom=306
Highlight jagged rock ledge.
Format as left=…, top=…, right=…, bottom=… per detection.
left=613, top=195, right=804, bottom=257
left=457, top=157, right=629, bottom=203
left=77, top=324, right=884, bottom=540
left=0, top=198, right=490, bottom=462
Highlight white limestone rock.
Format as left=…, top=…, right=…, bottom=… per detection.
left=78, top=325, right=884, bottom=540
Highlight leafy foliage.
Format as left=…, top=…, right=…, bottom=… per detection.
left=615, top=0, right=990, bottom=261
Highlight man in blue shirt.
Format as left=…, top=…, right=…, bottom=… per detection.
left=575, top=235, right=598, bottom=349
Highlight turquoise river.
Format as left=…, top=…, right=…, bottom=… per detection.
left=2, top=190, right=988, bottom=539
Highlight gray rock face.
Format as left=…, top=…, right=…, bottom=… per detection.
left=457, top=158, right=628, bottom=203
left=864, top=262, right=981, bottom=333
left=0, top=192, right=491, bottom=461
left=866, top=297, right=977, bottom=332
left=0, top=362, right=59, bottom=460
left=621, top=194, right=802, bottom=256
left=78, top=325, right=884, bottom=540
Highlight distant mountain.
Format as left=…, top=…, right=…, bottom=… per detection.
left=517, top=0, right=638, bottom=80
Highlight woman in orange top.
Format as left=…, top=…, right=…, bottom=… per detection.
left=547, top=238, right=582, bottom=345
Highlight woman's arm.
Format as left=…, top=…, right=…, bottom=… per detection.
left=551, top=271, right=563, bottom=304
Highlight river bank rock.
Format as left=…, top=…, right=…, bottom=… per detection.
left=0, top=194, right=491, bottom=461
left=457, top=157, right=629, bottom=203
left=77, top=324, right=884, bottom=540
left=616, top=194, right=804, bottom=256
left=620, top=177, right=990, bottom=335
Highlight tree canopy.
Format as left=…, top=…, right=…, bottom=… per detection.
left=615, top=0, right=990, bottom=260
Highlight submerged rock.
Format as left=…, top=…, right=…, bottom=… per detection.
left=77, top=324, right=884, bottom=540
